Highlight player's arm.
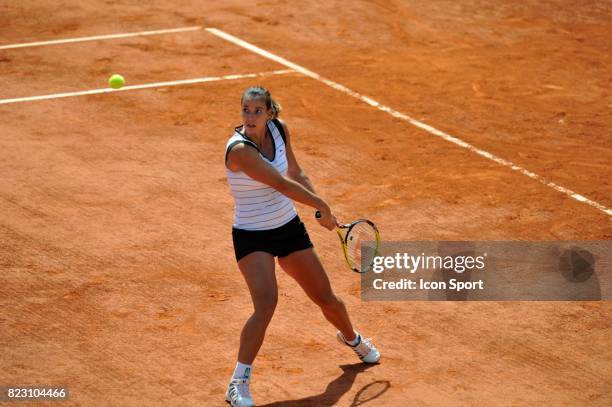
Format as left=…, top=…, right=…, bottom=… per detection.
left=226, top=143, right=335, bottom=229
left=278, top=120, right=317, bottom=193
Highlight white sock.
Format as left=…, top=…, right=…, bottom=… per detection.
left=233, top=362, right=252, bottom=380
left=346, top=331, right=361, bottom=346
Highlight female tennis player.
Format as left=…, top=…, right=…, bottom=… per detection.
left=224, top=86, right=380, bottom=407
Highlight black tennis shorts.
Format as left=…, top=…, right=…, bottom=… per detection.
left=232, top=215, right=314, bottom=262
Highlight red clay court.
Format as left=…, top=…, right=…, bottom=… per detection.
left=1, top=1, right=610, bottom=406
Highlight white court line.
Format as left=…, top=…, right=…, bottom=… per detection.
left=0, top=26, right=203, bottom=50
left=206, top=27, right=612, bottom=218
left=0, top=70, right=294, bottom=105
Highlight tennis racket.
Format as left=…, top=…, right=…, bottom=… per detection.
left=315, top=211, right=381, bottom=273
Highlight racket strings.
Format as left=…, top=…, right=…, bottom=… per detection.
left=345, top=222, right=378, bottom=271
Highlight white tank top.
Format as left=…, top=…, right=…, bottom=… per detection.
left=225, top=120, right=298, bottom=231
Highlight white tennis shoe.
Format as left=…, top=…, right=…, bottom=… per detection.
left=225, top=377, right=254, bottom=407
left=337, top=331, right=381, bottom=363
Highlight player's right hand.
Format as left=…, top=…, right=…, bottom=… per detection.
left=315, top=206, right=338, bottom=231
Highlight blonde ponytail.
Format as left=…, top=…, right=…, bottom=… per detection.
left=270, top=97, right=282, bottom=119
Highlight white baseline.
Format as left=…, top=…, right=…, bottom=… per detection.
left=205, top=27, right=611, bottom=218
left=0, top=26, right=203, bottom=50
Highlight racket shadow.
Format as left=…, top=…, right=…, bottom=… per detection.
left=258, top=363, right=387, bottom=407
left=350, top=380, right=391, bottom=406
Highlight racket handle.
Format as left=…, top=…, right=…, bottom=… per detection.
left=315, top=210, right=321, bottom=219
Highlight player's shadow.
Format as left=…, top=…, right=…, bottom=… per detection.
left=258, top=363, right=389, bottom=406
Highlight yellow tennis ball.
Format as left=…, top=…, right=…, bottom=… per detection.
left=108, top=74, right=125, bottom=89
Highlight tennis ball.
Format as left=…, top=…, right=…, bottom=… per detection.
left=108, top=74, right=125, bottom=89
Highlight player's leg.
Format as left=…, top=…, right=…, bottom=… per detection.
left=278, top=247, right=355, bottom=340
left=237, top=251, right=277, bottom=364
left=226, top=251, right=276, bottom=407
left=278, top=247, right=380, bottom=363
